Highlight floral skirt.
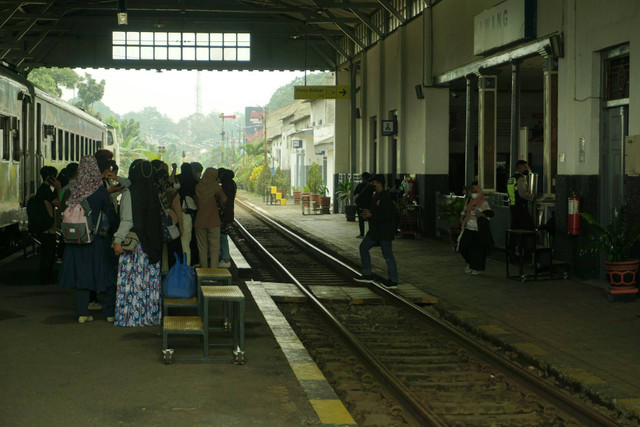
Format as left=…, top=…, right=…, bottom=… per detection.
left=114, top=243, right=162, bottom=327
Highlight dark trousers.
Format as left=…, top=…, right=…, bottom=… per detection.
left=459, top=229, right=487, bottom=271
left=359, top=235, right=398, bottom=282
left=358, top=211, right=367, bottom=236
left=167, top=238, right=184, bottom=269
left=36, top=233, right=57, bottom=284
left=76, top=285, right=115, bottom=317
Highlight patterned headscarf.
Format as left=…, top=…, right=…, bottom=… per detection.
left=66, top=156, right=103, bottom=207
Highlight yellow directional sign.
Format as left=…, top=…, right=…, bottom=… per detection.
left=294, top=85, right=349, bottom=100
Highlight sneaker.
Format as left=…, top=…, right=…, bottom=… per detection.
left=78, top=316, right=94, bottom=324
left=471, top=270, right=480, bottom=275
left=464, top=265, right=472, bottom=274
left=356, top=234, right=364, bottom=238
left=381, top=279, right=398, bottom=289
left=218, top=260, right=232, bottom=268
left=106, top=317, right=115, bottom=322
left=88, top=302, right=102, bottom=310
left=353, top=274, right=376, bottom=283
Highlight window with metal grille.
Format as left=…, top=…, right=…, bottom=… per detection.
left=605, top=54, right=629, bottom=101
left=113, top=31, right=251, bottom=62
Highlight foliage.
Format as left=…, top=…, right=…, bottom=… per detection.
left=335, top=180, right=354, bottom=203
left=271, top=167, right=290, bottom=194
left=266, top=72, right=333, bottom=111
left=76, top=73, right=105, bottom=110
left=256, top=163, right=272, bottom=194
left=317, top=185, right=328, bottom=196
left=437, top=197, right=466, bottom=225
left=28, top=67, right=81, bottom=96
left=306, top=162, right=323, bottom=194
left=580, top=206, right=640, bottom=262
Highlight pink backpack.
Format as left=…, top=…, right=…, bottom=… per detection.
left=61, top=200, right=102, bottom=244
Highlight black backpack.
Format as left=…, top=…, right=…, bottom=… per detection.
left=27, top=194, right=54, bottom=234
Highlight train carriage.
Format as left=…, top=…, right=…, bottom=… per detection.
left=0, top=66, right=118, bottom=250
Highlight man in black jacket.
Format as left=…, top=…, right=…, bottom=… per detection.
left=353, top=172, right=372, bottom=238
left=353, top=174, right=399, bottom=289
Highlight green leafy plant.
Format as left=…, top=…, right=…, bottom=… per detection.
left=317, top=185, right=328, bottom=196
left=580, top=206, right=640, bottom=262
left=437, top=197, right=466, bottom=225
left=306, top=162, right=324, bottom=194
left=335, top=180, right=354, bottom=203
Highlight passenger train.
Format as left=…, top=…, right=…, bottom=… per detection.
left=0, top=65, right=118, bottom=249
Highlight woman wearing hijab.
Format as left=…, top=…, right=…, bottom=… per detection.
left=58, top=156, right=116, bottom=323
left=194, top=168, right=227, bottom=268
left=217, top=168, right=237, bottom=268
left=112, top=160, right=163, bottom=327
left=458, top=183, right=494, bottom=275
left=156, top=168, right=184, bottom=273
left=177, top=163, right=198, bottom=265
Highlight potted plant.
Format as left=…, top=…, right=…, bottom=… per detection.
left=336, top=180, right=356, bottom=221
left=307, top=162, right=323, bottom=204
left=318, top=185, right=331, bottom=214
left=581, top=205, right=640, bottom=300
left=292, top=186, right=302, bottom=205
left=437, top=196, right=466, bottom=248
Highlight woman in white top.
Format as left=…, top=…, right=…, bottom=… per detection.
left=458, top=183, right=494, bottom=274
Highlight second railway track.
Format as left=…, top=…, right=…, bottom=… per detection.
left=232, top=198, right=625, bottom=426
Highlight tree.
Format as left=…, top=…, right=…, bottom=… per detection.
left=266, top=72, right=333, bottom=111
left=76, top=73, right=105, bottom=110
left=28, top=67, right=82, bottom=96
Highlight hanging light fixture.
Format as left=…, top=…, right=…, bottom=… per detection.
left=117, top=0, right=128, bottom=25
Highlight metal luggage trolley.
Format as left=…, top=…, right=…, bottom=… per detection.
left=201, top=285, right=245, bottom=364
left=505, top=229, right=568, bottom=282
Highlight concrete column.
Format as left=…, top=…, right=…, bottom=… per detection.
left=478, top=75, right=497, bottom=190
left=543, top=57, right=558, bottom=194
left=464, top=75, right=475, bottom=188
left=510, top=61, right=521, bottom=176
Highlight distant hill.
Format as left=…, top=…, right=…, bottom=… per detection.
left=266, top=72, right=334, bottom=112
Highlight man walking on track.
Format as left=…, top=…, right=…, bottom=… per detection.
left=353, top=174, right=399, bottom=289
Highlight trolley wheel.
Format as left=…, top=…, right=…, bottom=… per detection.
left=162, top=349, right=174, bottom=364
left=607, top=294, right=615, bottom=303
left=520, top=276, right=527, bottom=283
left=563, top=273, right=569, bottom=280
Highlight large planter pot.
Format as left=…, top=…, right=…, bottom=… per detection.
left=344, top=204, right=357, bottom=222
left=310, top=193, right=320, bottom=204
left=293, top=191, right=302, bottom=205
left=604, top=259, right=639, bottom=301
left=320, top=196, right=331, bottom=214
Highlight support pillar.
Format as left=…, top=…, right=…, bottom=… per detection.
left=464, top=75, right=475, bottom=188
left=510, top=61, right=520, bottom=176
left=478, top=75, right=497, bottom=190
left=543, top=57, right=558, bottom=194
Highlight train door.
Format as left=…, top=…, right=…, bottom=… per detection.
left=20, top=94, right=30, bottom=205
left=601, top=106, right=627, bottom=225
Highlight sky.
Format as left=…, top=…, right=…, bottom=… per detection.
left=63, top=68, right=306, bottom=122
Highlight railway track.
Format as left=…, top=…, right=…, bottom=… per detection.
left=233, top=199, right=623, bottom=426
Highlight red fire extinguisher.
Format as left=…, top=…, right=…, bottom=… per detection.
left=568, top=195, right=580, bottom=235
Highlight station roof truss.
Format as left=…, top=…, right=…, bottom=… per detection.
left=0, top=0, right=432, bottom=73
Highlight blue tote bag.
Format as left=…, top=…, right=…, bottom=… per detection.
left=163, top=253, right=196, bottom=299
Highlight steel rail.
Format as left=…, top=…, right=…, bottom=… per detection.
left=233, top=215, right=448, bottom=426
left=237, top=198, right=619, bottom=426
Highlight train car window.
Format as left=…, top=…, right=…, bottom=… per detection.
left=70, top=132, right=75, bottom=161
left=12, top=119, right=20, bottom=161
left=107, top=130, right=114, bottom=146
left=76, top=135, right=81, bottom=160
left=58, top=129, right=63, bottom=162
left=1, top=116, right=9, bottom=160
left=65, top=131, right=70, bottom=161
left=51, top=129, right=56, bottom=160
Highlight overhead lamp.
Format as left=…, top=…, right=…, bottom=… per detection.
left=117, top=0, right=127, bottom=25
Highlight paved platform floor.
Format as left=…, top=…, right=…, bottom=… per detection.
left=0, top=254, right=322, bottom=426
left=240, top=190, right=640, bottom=419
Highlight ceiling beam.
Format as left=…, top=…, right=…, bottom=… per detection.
left=1, top=1, right=25, bottom=28
left=377, top=0, right=406, bottom=24
left=310, top=0, right=365, bottom=50
left=322, top=34, right=350, bottom=61
left=347, top=4, right=384, bottom=39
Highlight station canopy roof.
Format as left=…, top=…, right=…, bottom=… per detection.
left=0, top=1, right=426, bottom=72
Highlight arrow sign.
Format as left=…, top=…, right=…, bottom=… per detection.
left=294, top=85, right=349, bottom=100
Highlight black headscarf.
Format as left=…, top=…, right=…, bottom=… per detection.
left=128, top=160, right=162, bottom=264
left=178, top=162, right=197, bottom=200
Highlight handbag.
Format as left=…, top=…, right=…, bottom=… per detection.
left=158, top=195, right=180, bottom=242
left=121, top=230, right=139, bottom=252
left=163, top=253, right=196, bottom=299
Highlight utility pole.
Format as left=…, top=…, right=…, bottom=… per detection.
left=262, top=106, right=268, bottom=165
left=219, top=113, right=236, bottom=166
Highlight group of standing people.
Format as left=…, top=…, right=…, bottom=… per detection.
left=31, top=153, right=236, bottom=325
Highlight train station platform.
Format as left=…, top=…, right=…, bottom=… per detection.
left=0, top=254, right=335, bottom=425
left=238, top=190, right=640, bottom=419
